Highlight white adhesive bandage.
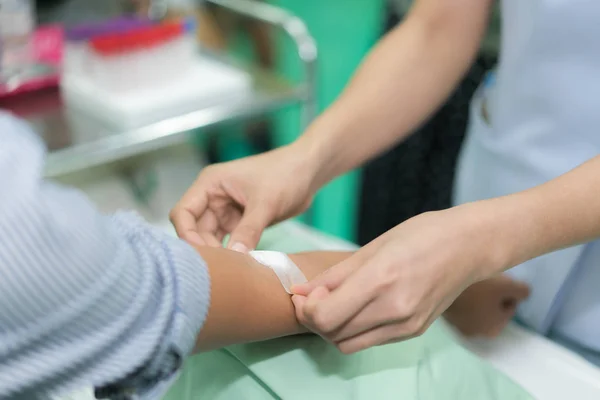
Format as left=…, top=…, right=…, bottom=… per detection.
left=249, top=251, right=308, bottom=294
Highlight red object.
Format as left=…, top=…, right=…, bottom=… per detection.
left=0, top=25, right=63, bottom=99
left=0, top=86, right=62, bottom=118
left=0, top=75, right=60, bottom=99
left=34, top=25, right=64, bottom=65
left=90, top=21, right=184, bottom=56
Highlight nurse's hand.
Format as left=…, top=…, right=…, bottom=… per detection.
left=291, top=203, right=510, bottom=354
left=170, top=145, right=316, bottom=252
left=444, top=275, right=530, bottom=338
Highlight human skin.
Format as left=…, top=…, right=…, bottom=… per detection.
left=193, top=247, right=352, bottom=352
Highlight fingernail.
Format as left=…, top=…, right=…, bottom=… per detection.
left=231, top=242, right=249, bottom=253
left=290, top=284, right=308, bottom=295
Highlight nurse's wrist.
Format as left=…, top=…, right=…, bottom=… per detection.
left=293, top=106, right=360, bottom=190
left=291, top=130, right=339, bottom=192
left=474, top=194, right=542, bottom=276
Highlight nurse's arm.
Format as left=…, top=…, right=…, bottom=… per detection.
left=296, top=0, right=494, bottom=188
left=484, top=155, right=600, bottom=273
left=194, top=248, right=351, bottom=352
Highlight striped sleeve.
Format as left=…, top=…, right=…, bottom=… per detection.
left=0, top=112, right=210, bottom=400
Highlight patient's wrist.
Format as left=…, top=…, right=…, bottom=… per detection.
left=288, top=251, right=353, bottom=280
left=288, top=253, right=325, bottom=280
left=193, top=245, right=311, bottom=348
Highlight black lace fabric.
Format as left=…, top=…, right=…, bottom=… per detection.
left=358, top=5, right=498, bottom=245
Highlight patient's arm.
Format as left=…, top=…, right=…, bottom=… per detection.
left=194, top=247, right=351, bottom=352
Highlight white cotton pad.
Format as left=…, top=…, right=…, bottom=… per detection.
left=249, top=251, right=308, bottom=294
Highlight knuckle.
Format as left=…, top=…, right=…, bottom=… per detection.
left=414, top=323, right=429, bottom=337
left=295, top=310, right=308, bottom=326
left=410, top=316, right=430, bottom=337
left=390, top=298, right=413, bottom=320
left=168, top=209, right=177, bottom=223
left=168, top=206, right=180, bottom=222
left=337, top=343, right=355, bottom=355
left=393, top=316, right=428, bottom=340
left=311, top=310, right=334, bottom=334
left=372, top=264, right=397, bottom=292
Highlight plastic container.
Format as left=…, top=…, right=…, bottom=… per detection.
left=85, top=19, right=197, bottom=92
left=60, top=54, right=253, bottom=129
left=64, top=17, right=153, bottom=77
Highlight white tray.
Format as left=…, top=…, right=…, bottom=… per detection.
left=61, top=57, right=252, bottom=130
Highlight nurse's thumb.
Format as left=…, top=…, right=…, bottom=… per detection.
left=227, top=203, right=273, bottom=253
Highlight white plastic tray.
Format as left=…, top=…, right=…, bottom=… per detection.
left=61, top=57, right=252, bottom=129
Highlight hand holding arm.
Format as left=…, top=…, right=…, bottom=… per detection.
left=292, top=153, right=600, bottom=353
left=194, top=248, right=351, bottom=352
left=170, top=0, right=493, bottom=251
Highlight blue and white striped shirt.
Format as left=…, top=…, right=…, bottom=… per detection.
left=0, top=112, right=211, bottom=399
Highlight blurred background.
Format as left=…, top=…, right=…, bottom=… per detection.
left=0, top=0, right=500, bottom=244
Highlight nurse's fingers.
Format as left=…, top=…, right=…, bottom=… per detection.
left=291, top=295, right=306, bottom=321
left=217, top=205, right=243, bottom=235
left=170, top=191, right=209, bottom=246
left=197, top=210, right=223, bottom=247
left=336, top=324, right=404, bottom=354
left=291, top=263, right=352, bottom=296
left=215, top=228, right=227, bottom=245
left=336, top=316, right=434, bottom=354
left=293, top=287, right=335, bottom=335
left=227, top=199, right=274, bottom=252
left=291, top=251, right=368, bottom=296
left=292, top=287, right=330, bottom=327
left=329, top=296, right=407, bottom=342
left=300, top=262, right=380, bottom=335
left=209, top=193, right=244, bottom=234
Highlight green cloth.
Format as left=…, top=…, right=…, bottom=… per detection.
left=164, top=222, right=532, bottom=400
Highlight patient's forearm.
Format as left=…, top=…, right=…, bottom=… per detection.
left=194, top=247, right=351, bottom=352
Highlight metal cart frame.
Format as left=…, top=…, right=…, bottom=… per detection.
left=38, top=0, right=317, bottom=177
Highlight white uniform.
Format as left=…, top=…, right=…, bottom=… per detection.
left=454, top=0, right=600, bottom=359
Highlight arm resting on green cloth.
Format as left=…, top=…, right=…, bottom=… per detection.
left=194, top=248, right=351, bottom=352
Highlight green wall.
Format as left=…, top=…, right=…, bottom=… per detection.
left=269, top=0, right=386, bottom=241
